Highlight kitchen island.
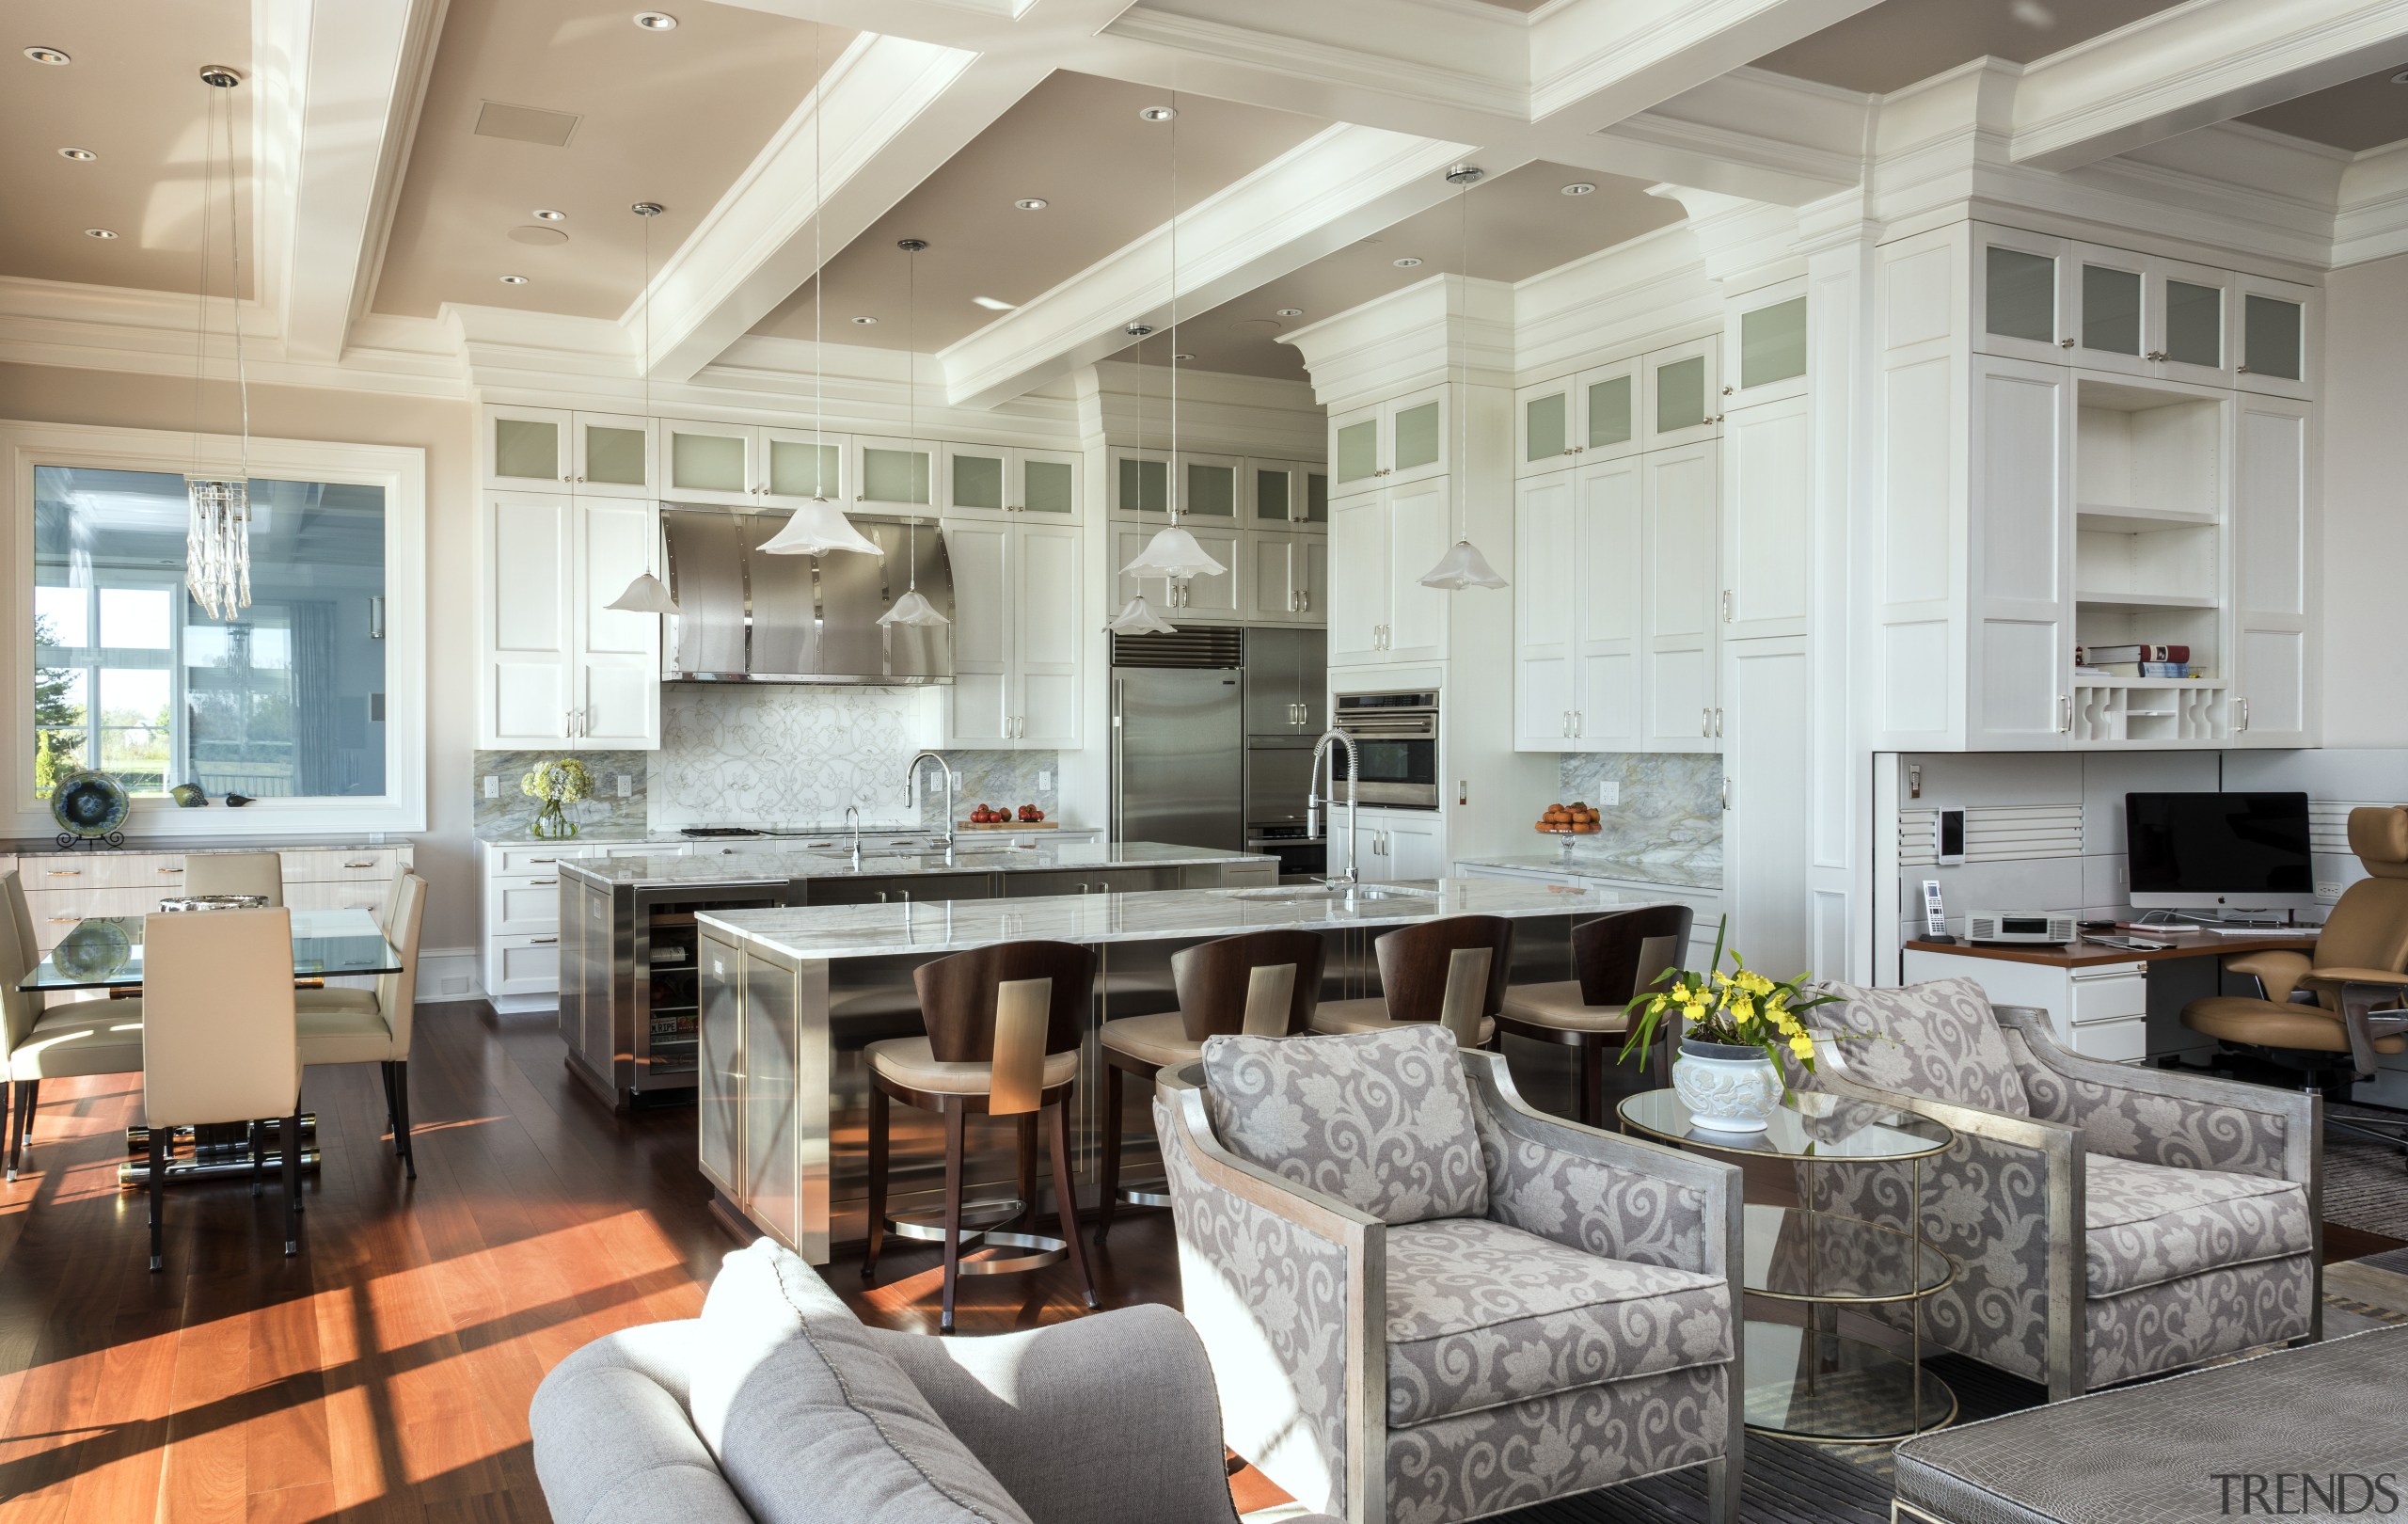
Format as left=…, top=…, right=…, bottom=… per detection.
left=693, top=874, right=1674, bottom=1262
left=557, top=841, right=1275, bottom=1106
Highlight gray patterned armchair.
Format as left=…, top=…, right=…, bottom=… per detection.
left=1801, top=979, right=2321, bottom=1402
left=1156, top=1025, right=1742, bottom=1524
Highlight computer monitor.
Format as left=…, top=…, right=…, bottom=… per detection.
left=2124, top=791, right=2318, bottom=913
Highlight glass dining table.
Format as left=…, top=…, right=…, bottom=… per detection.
left=19, top=909, right=404, bottom=1183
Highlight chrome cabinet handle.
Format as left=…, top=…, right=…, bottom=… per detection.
left=1721, top=590, right=1733, bottom=624
left=2059, top=337, right=2075, bottom=348
left=2058, top=694, right=2072, bottom=732
left=532, top=878, right=557, bottom=885
left=342, top=860, right=375, bottom=868
left=1702, top=708, right=1711, bottom=737
left=2146, top=350, right=2167, bottom=362
left=531, top=936, right=558, bottom=945
left=1575, top=710, right=1584, bottom=735
left=159, top=866, right=182, bottom=874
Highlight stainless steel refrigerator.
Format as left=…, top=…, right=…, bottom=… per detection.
left=1111, top=629, right=1244, bottom=851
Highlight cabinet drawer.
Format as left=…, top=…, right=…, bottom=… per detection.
left=490, top=878, right=565, bottom=935
left=2069, top=1016, right=2147, bottom=1062
left=2070, top=968, right=2147, bottom=1023
left=286, top=848, right=405, bottom=885
left=492, top=843, right=591, bottom=875
left=285, top=881, right=389, bottom=914
left=487, top=932, right=562, bottom=996
left=21, top=856, right=166, bottom=892
left=25, top=886, right=160, bottom=950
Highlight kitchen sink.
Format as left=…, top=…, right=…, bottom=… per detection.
left=1221, top=883, right=1440, bottom=904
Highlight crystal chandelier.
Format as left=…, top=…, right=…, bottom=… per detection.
left=186, top=64, right=252, bottom=623
left=1418, top=164, right=1510, bottom=593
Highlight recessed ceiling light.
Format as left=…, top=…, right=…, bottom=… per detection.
left=499, top=274, right=529, bottom=284
left=24, top=46, right=70, bottom=65
left=1560, top=182, right=1596, bottom=197
left=852, top=315, right=879, bottom=325
left=85, top=228, right=118, bottom=239
left=1275, top=307, right=1302, bottom=317
left=633, top=10, right=678, bottom=28
left=1393, top=257, right=1422, bottom=268
left=971, top=296, right=1016, bottom=311
left=1125, top=322, right=1155, bottom=338
left=1139, top=105, right=1176, bottom=122
left=1014, top=198, right=1048, bottom=211
left=2393, top=69, right=2408, bottom=84
left=58, top=147, right=96, bottom=161
left=532, top=208, right=566, bottom=221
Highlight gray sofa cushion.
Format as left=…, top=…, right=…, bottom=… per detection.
left=531, top=1321, right=756, bottom=1524
left=2083, top=1153, right=2314, bottom=1296
left=694, top=1239, right=1036, bottom=1524
left=1809, top=977, right=2030, bottom=1117
left=1200, top=1025, right=1487, bottom=1225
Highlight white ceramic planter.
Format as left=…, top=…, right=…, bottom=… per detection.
left=1671, top=1039, right=1783, bottom=1133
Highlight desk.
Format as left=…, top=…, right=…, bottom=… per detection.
left=1904, top=930, right=2317, bottom=1062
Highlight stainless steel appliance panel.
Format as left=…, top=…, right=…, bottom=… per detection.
left=1331, top=689, right=1441, bottom=809
left=663, top=507, right=953, bottom=684
left=1113, top=668, right=1244, bottom=851
left=1244, top=737, right=1318, bottom=829
left=663, top=510, right=749, bottom=676
left=1243, top=626, right=1326, bottom=737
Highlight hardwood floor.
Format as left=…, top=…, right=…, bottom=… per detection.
left=1, top=1001, right=2395, bottom=1522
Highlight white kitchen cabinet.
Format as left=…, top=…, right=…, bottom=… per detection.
left=1250, top=460, right=1330, bottom=528
left=1719, top=394, right=1813, bottom=641
left=569, top=412, right=657, bottom=499
left=663, top=419, right=763, bottom=506
left=2066, top=243, right=2233, bottom=388
left=2230, top=393, right=2312, bottom=747
left=1971, top=223, right=2077, bottom=367
left=1329, top=382, right=1449, bottom=494
left=1325, top=478, right=1450, bottom=667
left=1248, top=532, right=1327, bottom=624
left=945, top=444, right=1081, bottom=520
left=849, top=435, right=938, bottom=514
left=1513, top=471, right=1576, bottom=748
left=479, top=491, right=663, bottom=750
left=1643, top=339, right=1721, bottom=451
left=1514, top=358, right=1640, bottom=479
left=1722, top=283, right=1809, bottom=410
left=1514, top=456, right=1644, bottom=751
left=1722, top=634, right=1810, bottom=976
left=1971, top=357, right=2076, bottom=750
left=945, top=520, right=1082, bottom=748
left=1109, top=448, right=1172, bottom=517
left=1177, top=452, right=1244, bottom=523
left=1339, top=808, right=1444, bottom=882
left=1113, top=525, right=1242, bottom=621
left=486, top=406, right=657, bottom=499
left=1641, top=443, right=1720, bottom=752
left=761, top=428, right=846, bottom=504
left=2234, top=273, right=2315, bottom=400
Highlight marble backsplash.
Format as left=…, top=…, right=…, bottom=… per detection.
left=1550, top=752, right=1722, bottom=885
left=473, top=750, right=653, bottom=839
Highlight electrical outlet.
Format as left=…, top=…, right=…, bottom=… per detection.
left=483, top=774, right=499, bottom=799
left=616, top=773, right=632, bottom=799
left=1596, top=782, right=1620, bottom=806
left=1038, top=770, right=1053, bottom=791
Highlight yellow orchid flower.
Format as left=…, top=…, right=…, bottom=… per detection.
left=1731, top=994, right=1755, bottom=1021
left=1682, top=1002, right=1707, bottom=1024
left=1789, top=1034, right=1816, bottom=1060
left=1669, top=981, right=1692, bottom=1004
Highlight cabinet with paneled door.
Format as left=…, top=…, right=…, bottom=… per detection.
left=15, top=845, right=414, bottom=954
left=1112, top=524, right=1244, bottom=621
left=1329, top=383, right=1449, bottom=497
left=1721, top=281, right=1810, bottom=410
left=1248, top=461, right=1329, bottom=529
left=943, top=444, right=1081, bottom=520
left=485, top=406, right=658, bottom=500
left=943, top=519, right=1083, bottom=749
left=658, top=420, right=852, bottom=508
left=1340, top=808, right=1446, bottom=881
left=1245, top=532, right=1329, bottom=626
left=477, top=491, right=662, bottom=750
left=849, top=436, right=940, bottom=515
left=1514, top=359, right=1639, bottom=480
left=1326, top=478, right=1450, bottom=667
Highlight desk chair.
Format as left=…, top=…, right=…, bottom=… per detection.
left=183, top=850, right=284, bottom=905
left=2183, top=804, right=2408, bottom=1164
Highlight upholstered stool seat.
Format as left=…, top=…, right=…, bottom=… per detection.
left=868, top=1036, right=1080, bottom=1094
left=1095, top=1011, right=1203, bottom=1069
left=1307, top=996, right=1496, bottom=1046
left=1497, top=979, right=1630, bottom=1030
left=1498, top=905, right=1693, bottom=1125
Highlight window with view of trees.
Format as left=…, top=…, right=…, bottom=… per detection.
left=33, top=466, right=388, bottom=801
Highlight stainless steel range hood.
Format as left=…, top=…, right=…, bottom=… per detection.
left=659, top=507, right=955, bottom=685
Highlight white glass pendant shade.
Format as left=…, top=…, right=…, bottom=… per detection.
left=759, top=498, right=882, bottom=557
left=1418, top=538, right=1509, bottom=591
left=1104, top=595, right=1177, bottom=635
left=1120, top=524, right=1225, bottom=581
left=878, top=587, right=949, bottom=627
left=185, top=476, right=253, bottom=620
left=605, top=571, right=680, bottom=614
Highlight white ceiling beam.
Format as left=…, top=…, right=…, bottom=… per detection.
left=1528, top=0, right=1883, bottom=126
left=939, top=123, right=1489, bottom=407
left=2010, top=0, right=2408, bottom=172
left=255, top=0, right=449, bottom=362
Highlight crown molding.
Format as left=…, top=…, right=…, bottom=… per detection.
left=2334, top=139, right=2408, bottom=266
left=1084, top=358, right=1327, bottom=457
left=1509, top=223, right=1718, bottom=381
left=1279, top=273, right=1516, bottom=409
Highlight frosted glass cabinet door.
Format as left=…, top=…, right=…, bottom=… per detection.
left=2149, top=257, right=2231, bottom=387
left=1017, top=451, right=1081, bottom=516
left=572, top=412, right=655, bottom=499
left=2235, top=274, right=2314, bottom=400
left=1332, top=407, right=1381, bottom=493
left=1643, top=340, right=1721, bottom=451
left=1111, top=451, right=1170, bottom=516
left=1515, top=379, right=1575, bottom=479
left=944, top=444, right=1009, bottom=517
left=851, top=437, right=935, bottom=512
left=1253, top=464, right=1296, bottom=522
left=1179, top=454, right=1241, bottom=518
left=1384, top=385, right=1449, bottom=486
left=665, top=421, right=759, bottom=506
left=1582, top=366, right=1638, bottom=459
left=486, top=406, right=570, bottom=491
left=1971, top=226, right=2074, bottom=365
left=2072, top=245, right=2149, bottom=377
left=763, top=430, right=844, bottom=505
left=1723, top=286, right=1808, bottom=407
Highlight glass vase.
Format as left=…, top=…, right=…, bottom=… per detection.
left=531, top=799, right=578, bottom=840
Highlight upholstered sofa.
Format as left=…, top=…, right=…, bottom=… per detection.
left=1158, top=1024, right=1744, bottom=1524
left=531, top=1237, right=1330, bottom=1524
left=1801, top=979, right=2321, bottom=1401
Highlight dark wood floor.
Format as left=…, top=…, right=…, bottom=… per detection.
left=0, top=1002, right=2396, bottom=1522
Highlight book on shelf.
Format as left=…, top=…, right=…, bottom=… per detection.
left=2083, top=661, right=2202, bottom=678
left=2075, top=643, right=2189, bottom=665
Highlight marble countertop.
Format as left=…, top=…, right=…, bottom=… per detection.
left=1454, top=852, right=1722, bottom=892
left=562, top=840, right=1270, bottom=888
left=5, top=836, right=406, bottom=857
left=700, top=875, right=1667, bottom=961
left=478, top=821, right=1099, bottom=846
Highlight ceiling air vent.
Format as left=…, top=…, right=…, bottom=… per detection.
left=473, top=102, right=581, bottom=148
left=1112, top=627, right=1243, bottom=670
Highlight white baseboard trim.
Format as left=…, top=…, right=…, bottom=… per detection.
left=416, top=945, right=481, bottom=1004
left=487, top=992, right=558, bottom=1015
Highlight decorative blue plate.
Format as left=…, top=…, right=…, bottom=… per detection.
left=50, top=770, right=131, bottom=838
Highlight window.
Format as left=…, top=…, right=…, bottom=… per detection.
left=6, top=421, right=425, bottom=835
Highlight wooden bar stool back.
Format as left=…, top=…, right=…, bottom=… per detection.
left=1498, top=904, right=1695, bottom=1124
left=1307, top=914, right=1515, bottom=1048
left=1094, top=929, right=1324, bottom=1244
left=863, top=939, right=1098, bottom=1333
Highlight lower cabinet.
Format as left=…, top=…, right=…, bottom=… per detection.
left=11, top=845, right=413, bottom=953
left=1903, top=949, right=2149, bottom=1062
left=1339, top=808, right=1446, bottom=881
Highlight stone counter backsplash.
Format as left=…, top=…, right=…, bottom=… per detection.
left=473, top=750, right=652, bottom=839
left=1551, top=752, right=1721, bottom=886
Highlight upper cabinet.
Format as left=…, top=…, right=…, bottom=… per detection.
left=1514, top=359, right=1639, bottom=479
left=1642, top=338, right=1722, bottom=451
left=850, top=436, right=939, bottom=514
left=486, top=407, right=658, bottom=500
left=1721, top=284, right=1809, bottom=410
left=944, top=444, right=1082, bottom=520
left=478, top=491, right=661, bottom=751
left=663, top=419, right=763, bottom=505
left=1326, top=478, right=1450, bottom=666
left=943, top=519, right=1083, bottom=750
left=1109, top=448, right=1171, bottom=517
left=1329, top=382, right=1449, bottom=496
left=2234, top=274, right=2315, bottom=401
left=1250, top=461, right=1330, bottom=529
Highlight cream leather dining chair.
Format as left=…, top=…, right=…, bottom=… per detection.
left=299, top=872, right=425, bottom=1178
left=141, top=907, right=302, bottom=1271
left=183, top=850, right=283, bottom=905
left=1, top=868, right=144, bottom=1182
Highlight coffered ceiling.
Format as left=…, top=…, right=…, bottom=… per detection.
left=2239, top=61, right=2408, bottom=152
left=1751, top=0, right=2193, bottom=95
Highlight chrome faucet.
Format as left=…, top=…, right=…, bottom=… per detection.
left=843, top=804, right=863, bottom=868
left=1306, top=728, right=1360, bottom=889
left=904, top=750, right=956, bottom=858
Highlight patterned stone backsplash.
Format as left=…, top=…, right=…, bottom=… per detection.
left=472, top=750, right=653, bottom=840
left=1551, top=752, right=1722, bottom=886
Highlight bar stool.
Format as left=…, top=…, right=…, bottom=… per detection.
left=1094, top=929, right=1326, bottom=1245
left=863, top=940, right=1098, bottom=1333
left=1307, top=914, right=1513, bottom=1049
left=1498, top=904, right=1694, bottom=1125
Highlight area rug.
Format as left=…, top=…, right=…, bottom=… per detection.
left=2324, top=1104, right=2408, bottom=1238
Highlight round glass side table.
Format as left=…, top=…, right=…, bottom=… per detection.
left=1618, top=1087, right=1959, bottom=1443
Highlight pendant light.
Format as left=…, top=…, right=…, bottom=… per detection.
left=185, top=64, right=253, bottom=623
left=878, top=238, right=948, bottom=626
left=1104, top=319, right=1177, bottom=635
left=1418, top=163, right=1509, bottom=592
left=1118, top=94, right=1227, bottom=591
left=761, top=20, right=880, bottom=560
left=606, top=200, right=682, bottom=614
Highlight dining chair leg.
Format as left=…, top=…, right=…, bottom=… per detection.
left=1047, top=1098, right=1098, bottom=1311
left=249, top=1119, right=264, bottom=1198
left=940, top=1104, right=967, bottom=1335
left=282, top=1108, right=301, bottom=1256
left=0, top=1081, right=10, bottom=1183
left=863, top=1085, right=889, bottom=1281
left=148, top=1126, right=167, bottom=1273
left=8, top=1079, right=36, bottom=1178
left=1095, top=1059, right=1123, bottom=1246
left=17, top=1079, right=34, bottom=1149
left=1580, top=1039, right=1604, bottom=1129
left=391, top=1060, right=416, bottom=1181
left=379, top=1062, right=399, bottom=1136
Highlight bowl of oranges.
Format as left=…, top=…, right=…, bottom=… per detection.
left=1536, top=802, right=1602, bottom=834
